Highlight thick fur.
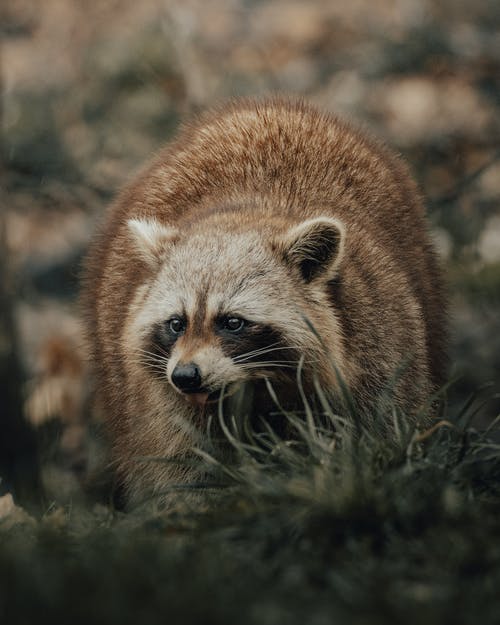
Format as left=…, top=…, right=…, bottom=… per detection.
left=81, top=98, right=447, bottom=503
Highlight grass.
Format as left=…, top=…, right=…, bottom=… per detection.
left=1, top=385, right=500, bottom=625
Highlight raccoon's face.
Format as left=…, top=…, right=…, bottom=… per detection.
left=125, top=214, right=345, bottom=408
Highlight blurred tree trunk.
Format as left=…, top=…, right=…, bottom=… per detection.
left=0, top=45, right=39, bottom=503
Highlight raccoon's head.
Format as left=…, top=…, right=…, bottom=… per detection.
left=124, top=213, right=346, bottom=409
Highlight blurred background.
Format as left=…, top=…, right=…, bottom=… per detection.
left=1, top=0, right=499, bottom=506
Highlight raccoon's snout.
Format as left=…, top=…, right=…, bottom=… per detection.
left=171, top=362, right=204, bottom=394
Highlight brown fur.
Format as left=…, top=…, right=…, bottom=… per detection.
left=81, top=97, right=447, bottom=504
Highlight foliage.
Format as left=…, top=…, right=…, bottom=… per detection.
left=1, top=392, right=500, bottom=625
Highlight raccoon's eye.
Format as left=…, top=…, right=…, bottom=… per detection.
left=223, top=317, right=246, bottom=332
left=167, top=317, right=186, bottom=335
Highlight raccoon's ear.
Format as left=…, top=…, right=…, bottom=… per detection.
left=277, top=217, right=345, bottom=283
left=127, top=218, right=179, bottom=268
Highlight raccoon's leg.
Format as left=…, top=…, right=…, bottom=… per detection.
left=121, top=390, right=210, bottom=506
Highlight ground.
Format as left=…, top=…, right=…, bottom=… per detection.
left=1, top=1, right=500, bottom=623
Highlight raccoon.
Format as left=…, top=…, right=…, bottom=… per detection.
left=82, top=98, right=447, bottom=503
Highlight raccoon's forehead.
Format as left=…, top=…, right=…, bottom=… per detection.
left=168, top=231, right=269, bottom=277
left=144, top=231, right=291, bottom=319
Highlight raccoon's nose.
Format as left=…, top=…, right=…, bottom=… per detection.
left=171, top=362, right=203, bottom=393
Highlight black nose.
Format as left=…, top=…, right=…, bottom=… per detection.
left=171, top=362, right=203, bottom=393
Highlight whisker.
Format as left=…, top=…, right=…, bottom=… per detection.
left=135, top=357, right=169, bottom=368
left=234, top=346, right=299, bottom=363
left=139, top=357, right=167, bottom=365
left=131, top=355, right=169, bottom=372
left=143, top=363, right=168, bottom=373
left=240, top=359, right=298, bottom=365
left=232, top=340, right=282, bottom=358
left=127, top=359, right=166, bottom=368
left=144, top=343, right=171, bottom=358
left=135, top=352, right=169, bottom=365
left=96, top=349, right=170, bottom=375
left=134, top=350, right=168, bottom=359
left=239, top=356, right=320, bottom=368
left=135, top=347, right=170, bottom=361
left=240, top=363, right=298, bottom=370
